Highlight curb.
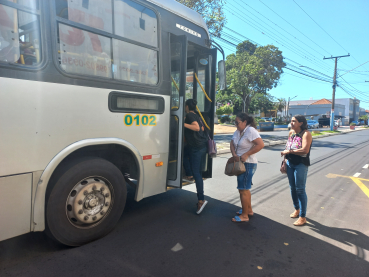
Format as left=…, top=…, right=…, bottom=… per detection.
left=215, top=128, right=367, bottom=155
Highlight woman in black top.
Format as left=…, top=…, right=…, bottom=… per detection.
left=281, top=115, right=312, bottom=226
left=183, top=99, right=208, bottom=214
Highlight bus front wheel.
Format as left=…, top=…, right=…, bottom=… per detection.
left=45, top=157, right=127, bottom=246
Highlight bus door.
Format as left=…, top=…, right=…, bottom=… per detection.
left=184, top=46, right=217, bottom=178
left=167, top=34, right=187, bottom=188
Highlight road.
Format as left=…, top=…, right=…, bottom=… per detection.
left=1, top=130, right=369, bottom=276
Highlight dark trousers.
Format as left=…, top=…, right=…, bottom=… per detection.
left=183, top=144, right=207, bottom=201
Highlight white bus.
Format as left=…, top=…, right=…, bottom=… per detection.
left=0, top=0, right=225, bottom=246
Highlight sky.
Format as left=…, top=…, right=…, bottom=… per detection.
left=213, top=0, right=369, bottom=110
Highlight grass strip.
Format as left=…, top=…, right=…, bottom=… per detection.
left=312, top=130, right=340, bottom=136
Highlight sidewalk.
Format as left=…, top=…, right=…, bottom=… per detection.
left=215, top=124, right=368, bottom=155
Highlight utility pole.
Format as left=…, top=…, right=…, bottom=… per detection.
left=323, top=54, right=350, bottom=130
left=286, top=95, right=298, bottom=120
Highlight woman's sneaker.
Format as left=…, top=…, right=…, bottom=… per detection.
left=196, top=200, right=208, bottom=214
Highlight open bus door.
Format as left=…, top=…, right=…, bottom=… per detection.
left=167, top=34, right=187, bottom=188
left=167, top=35, right=217, bottom=187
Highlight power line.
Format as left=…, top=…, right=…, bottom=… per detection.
left=259, top=0, right=332, bottom=56
left=292, top=0, right=349, bottom=54
left=216, top=30, right=333, bottom=83
left=338, top=60, right=369, bottom=77
left=226, top=2, right=333, bottom=71
left=239, top=0, right=329, bottom=59
left=224, top=5, right=333, bottom=72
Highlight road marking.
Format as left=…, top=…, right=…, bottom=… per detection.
left=326, top=173, right=369, bottom=182
left=353, top=172, right=361, bottom=178
left=350, top=177, right=369, bottom=198
left=326, top=173, right=369, bottom=199
left=363, top=164, right=369, bottom=169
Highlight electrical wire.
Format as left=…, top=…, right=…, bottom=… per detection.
left=292, top=0, right=368, bottom=72
left=225, top=5, right=329, bottom=70
left=292, top=0, right=349, bottom=54
left=236, top=0, right=330, bottom=60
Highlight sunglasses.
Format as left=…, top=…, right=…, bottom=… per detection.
left=235, top=121, right=242, bottom=125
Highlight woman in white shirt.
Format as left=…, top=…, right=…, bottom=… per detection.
left=230, top=113, right=265, bottom=222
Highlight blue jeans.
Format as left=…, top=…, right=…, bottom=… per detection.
left=286, top=160, right=308, bottom=217
left=183, top=144, right=207, bottom=201
left=237, top=163, right=257, bottom=190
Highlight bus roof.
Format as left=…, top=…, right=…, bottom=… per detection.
left=146, top=0, right=209, bottom=37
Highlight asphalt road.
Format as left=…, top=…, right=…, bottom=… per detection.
left=1, top=130, right=369, bottom=276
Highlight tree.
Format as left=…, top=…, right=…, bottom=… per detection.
left=249, top=93, right=275, bottom=115
left=360, top=114, right=368, bottom=125
left=225, top=40, right=286, bottom=113
left=275, top=98, right=286, bottom=115
left=176, top=0, right=226, bottom=36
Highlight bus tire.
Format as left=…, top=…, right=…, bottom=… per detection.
left=45, top=157, right=127, bottom=246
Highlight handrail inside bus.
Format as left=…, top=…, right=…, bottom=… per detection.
left=194, top=73, right=212, bottom=103
left=171, top=76, right=211, bottom=130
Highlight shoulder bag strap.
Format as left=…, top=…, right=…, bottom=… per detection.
left=234, top=127, right=248, bottom=154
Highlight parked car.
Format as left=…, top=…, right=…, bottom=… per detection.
left=307, top=120, right=319, bottom=129
left=351, top=120, right=360, bottom=126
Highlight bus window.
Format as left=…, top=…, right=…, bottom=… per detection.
left=55, top=0, right=113, bottom=33
left=114, top=0, right=157, bottom=47
left=112, top=39, right=157, bottom=84
left=170, top=42, right=181, bottom=110
left=58, top=23, right=112, bottom=78
left=0, top=4, right=41, bottom=65
left=7, top=0, right=38, bottom=9
left=196, top=68, right=205, bottom=111
left=185, top=70, right=194, bottom=101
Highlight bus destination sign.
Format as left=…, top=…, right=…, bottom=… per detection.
left=176, top=24, right=201, bottom=38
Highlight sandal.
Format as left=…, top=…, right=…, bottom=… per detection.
left=290, top=210, right=300, bottom=218
left=232, top=215, right=249, bottom=222
left=293, top=217, right=307, bottom=226
left=236, top=209, right=254, bottom=216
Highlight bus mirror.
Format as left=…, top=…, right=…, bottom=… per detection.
left=218, top=60, right=226, bottom=90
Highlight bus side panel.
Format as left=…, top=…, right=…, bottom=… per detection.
left=0, top=173, right=32, bottom=241
left=0, top=77, right=170, bottom=178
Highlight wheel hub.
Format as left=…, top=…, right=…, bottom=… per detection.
left=66, top=177, right=113, bottom=227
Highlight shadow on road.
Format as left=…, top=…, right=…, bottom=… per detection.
left=307, top=219, right=369, bottom=260
left=0, top=188, right=368, bottom=277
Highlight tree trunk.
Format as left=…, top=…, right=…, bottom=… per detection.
left=245, top=95, right=251, bottom=114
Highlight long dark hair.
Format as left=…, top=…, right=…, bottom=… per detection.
left=293, top=114, right=308, bottom=131
left=185, top=99, right=197, bottom=112
left=236, top=112, right=257, bottom=129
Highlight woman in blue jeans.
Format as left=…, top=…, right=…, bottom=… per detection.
left=183, top=99, right=208, bottom=214
left=281, top=115, right=312, bottom=226
left=230, top=113, right=264, bottom=222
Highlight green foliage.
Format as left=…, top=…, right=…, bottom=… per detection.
left=222, top=105, right=233, bottom=115
left=176, top=0, right=226, bottom=37
left=215, top=107, right=223, bottom=116
left=275, top=98, right=286, bottom=112
left=229, top=115, right=236, bottom=123
left=225, top=40, right=286, bottom=113
left=215, top=104, right=233, bottom=115
left=350, top=122, right=356, bottom=126
left=360, top=114, right=368, bottom=124
left=258, top=119, right=265, bottom=123
left=249, top=93, right=275, bottom=114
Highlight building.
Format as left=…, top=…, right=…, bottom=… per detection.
left=288, top=98, right=361, bottom=125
